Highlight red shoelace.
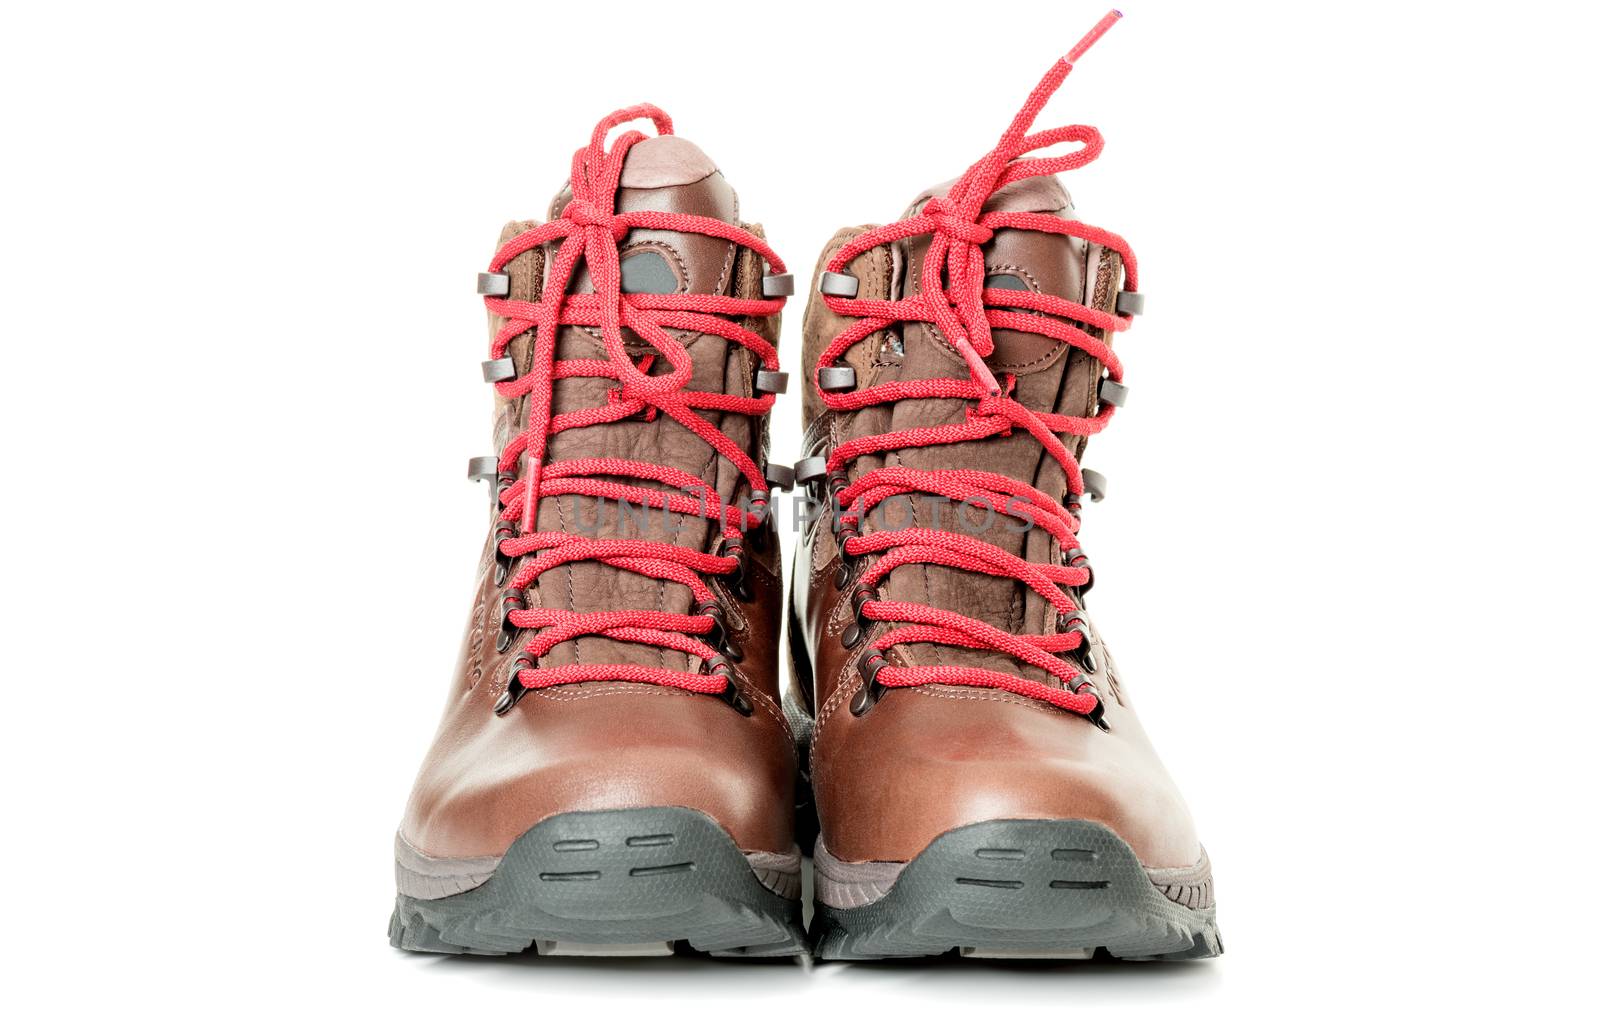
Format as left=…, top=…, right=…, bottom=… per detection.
left=817, top=10, right=1136, bottom=719
left=483, top=105, right=787, bottom=704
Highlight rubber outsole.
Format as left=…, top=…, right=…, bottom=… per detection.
left=389, top=806, right=806, bottom=958
left=811, top=818, right=1221, bottom=961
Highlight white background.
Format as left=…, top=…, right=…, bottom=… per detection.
left=3, top=0, right=1595, bottom=1012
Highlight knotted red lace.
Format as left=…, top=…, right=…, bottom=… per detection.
left=817, top=10, right=1136, bottom=718
left=483, top=105, right=786, bottom=698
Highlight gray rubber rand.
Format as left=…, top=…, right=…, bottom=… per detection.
left=389, top=807, right=806, bottom=957
left=811, top=819, right=1222, bottom=961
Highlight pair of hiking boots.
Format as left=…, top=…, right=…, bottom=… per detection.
left=390, top=11, right=1220, bottom=962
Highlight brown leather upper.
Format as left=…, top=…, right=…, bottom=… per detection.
left=794, top=177, right=1202, bottom=869
left=400, top=135, right=795, bottom=860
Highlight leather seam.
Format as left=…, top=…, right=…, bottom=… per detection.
left=906, top=685, right=1063, bottom=715
left=810, top=661, right=861, bottom=768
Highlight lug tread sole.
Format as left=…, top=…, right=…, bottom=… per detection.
left=389, top=807, right=805, bottom=958
left=811, top=819, right=1221, bottom=962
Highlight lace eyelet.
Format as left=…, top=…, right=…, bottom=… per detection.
left=481, top=357, right=517, bottom=383
left=745, top=496, right=772, bottom=553
left=850, top=653, right=888, bottom=716
left=719, top=537, right=755, bottom=602
left=1081, top=469, right=1107, bottom=503
left=833, top=558, right=853, bottom=590
left=834, top=525, right=859, bottom=561
left=1061, top=546, right=1094, bottom=597
left=1056, top=608, right=1099, bottom=675
left=728, top=566, right=753, bottom=602
left=492, top=654, right=535, bottom=716
left=793, top=456, right=828, bottom=491
left=832, top=478, right=859, bottom=589
left=491, top=520, right=518, bottom=585
left=696, top=601, right=743, bottom=662
left=468, top=456, right=499, bottom=484
left=1087, top=698, right=1110, bottom=732
left=840, top=584, right=877, bottom=649
left=818, top=271, right=859, bottom=298
left=1067, top=670, right=1111, bottom=729
left=705, top=655, right=754, bottom=716
left=718, top=684, right=754, bottom=716
left=495, top=589, right=525, bottom=654
left=817, top=366, right=857, bottom=392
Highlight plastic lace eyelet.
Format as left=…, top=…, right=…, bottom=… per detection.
left=696, top=601, right=743, bottom=662
left=481, top=357, right=517, bottom=383
left=705, top=655, right=754, bottom=717
left=793, top=456, right=828, bottom=489
left=718, top=683, right=754, bottom=716
left=720, top=538, right=755, bottom=602
left=817, top=366, right=857, bottom=392
left=491, top=520, right=518, bottom=586
left=495, top=590, right=525, bottom=654
left=819, top=271, right=859, bottom=298
left=850, top=654, right=888, bottom=716
left=492, top=654, right=535, bottom=716
left=840, top=585, right=877, bottom=648
left=833, top=558, right=853, bottom=590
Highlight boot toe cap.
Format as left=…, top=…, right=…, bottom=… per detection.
left=401, top=687, right=795, bottom=862
left=815, top=684, right=1201, bottom=869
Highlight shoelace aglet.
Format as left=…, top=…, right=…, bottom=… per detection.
left=1067, top=9, right=1123, bottom=65
left=952, top=336, right=1004, bottom=397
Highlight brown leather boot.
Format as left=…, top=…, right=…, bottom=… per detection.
left=789, top=13, right=1221, bottom=961
left=390, top=106, right=805, bottom=957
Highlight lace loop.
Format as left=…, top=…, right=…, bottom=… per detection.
left=920, top=197, right=995, bottom=246
left=561, top=197, right=629, bottom=242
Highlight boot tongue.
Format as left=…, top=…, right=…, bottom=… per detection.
left=900, top=174, right=1083, bottom=373
left=871, top=175, right=1111, bottom=678
left=532, top=136, right=752, bottom=672
left=553, top=135, right=741, bottom=304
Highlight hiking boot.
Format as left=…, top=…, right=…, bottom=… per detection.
left=788, top=12, right=1222, bottom=961
left=390, top=105, right=804, bottom=957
